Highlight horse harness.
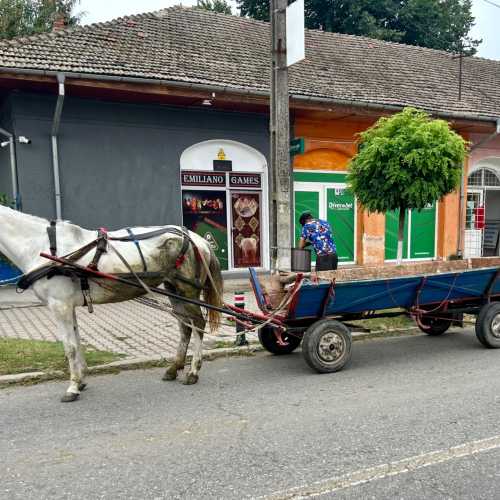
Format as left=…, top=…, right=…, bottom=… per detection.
left=19, top=222, right=205, bottom=312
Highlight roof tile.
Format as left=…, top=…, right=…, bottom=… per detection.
left=0, top=7, right=498, bottom=119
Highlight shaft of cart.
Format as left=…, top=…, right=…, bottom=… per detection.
left=39, top=252, right=285, bottom=328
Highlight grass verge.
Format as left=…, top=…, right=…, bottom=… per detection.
left=0, top=339, right=124, bottom=376
left=347, top=310, right=416, bottom=332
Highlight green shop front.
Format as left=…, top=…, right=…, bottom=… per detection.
left=293, top=171, right=437, bottom=265
left=294, top=171, right=357, bottom=264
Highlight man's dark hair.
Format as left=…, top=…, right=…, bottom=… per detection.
left=299, top=211, right=313, bottom=226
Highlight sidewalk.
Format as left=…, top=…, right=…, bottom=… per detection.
left=0, top=281, right=259, bottom=360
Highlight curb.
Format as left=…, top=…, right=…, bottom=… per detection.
left=0, top=343, right=264, bottom=387
left=0, top=328, right=423, bottom=388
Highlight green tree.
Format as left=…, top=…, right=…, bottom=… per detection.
left=196, top=0, right=232, bottom=14
left=0, top=0, right=82, bottom=40
left=347, top=108, right=467, bottom=263
left=237, top=0, right=480, bottom=54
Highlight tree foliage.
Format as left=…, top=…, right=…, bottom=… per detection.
left=0, top=0, right=82, bottom=40
left=237, top=0, right=480, bottom=54
left=196, top=0, right=232, bottom=14
left=347, top=107, right=467, bottom=261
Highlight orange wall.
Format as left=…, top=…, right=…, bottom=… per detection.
left=293, top=116, right=465, bottom=263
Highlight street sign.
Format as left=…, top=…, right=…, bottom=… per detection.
left=286, top=0, right=305, bottom=67
left=290, top=137, right=305, bottom=156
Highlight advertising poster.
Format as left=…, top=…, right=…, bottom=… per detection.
left=231, top=192, right=262, bottom=267
left=182, top=190, right=228, bottom=270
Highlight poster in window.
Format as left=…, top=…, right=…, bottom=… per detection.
left=231, top=192, right=261, bottom=267
left=182, top=190, right=228, bottom=270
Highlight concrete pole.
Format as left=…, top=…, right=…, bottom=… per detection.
left=270, top=0, right=292, bottom=271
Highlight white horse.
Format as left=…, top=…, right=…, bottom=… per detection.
left=0, top=206, right=223, bottom=402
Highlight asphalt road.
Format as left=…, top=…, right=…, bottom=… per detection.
left=2, top=329, right=500, bottom=499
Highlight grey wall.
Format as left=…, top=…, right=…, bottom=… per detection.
left=0, top=97, right=13, bottom=202
left=9, top=91, right=269, bottom=230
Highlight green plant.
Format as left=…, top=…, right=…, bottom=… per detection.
left=348, top=107, right=467, bottom=263
left=0, top=193, right=10, bottom=206
left=196, top=0, right=232, bottom=14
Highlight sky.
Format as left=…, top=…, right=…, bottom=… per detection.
left=79, top=0, right=500, bottom=60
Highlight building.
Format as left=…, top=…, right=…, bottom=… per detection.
left=0, top=7, right=499, bottom=273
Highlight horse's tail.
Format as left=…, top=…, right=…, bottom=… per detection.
left=203, top=248, right=224, bottom=333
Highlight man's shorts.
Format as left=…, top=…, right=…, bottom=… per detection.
left=316, top=252, right=338, bottom=271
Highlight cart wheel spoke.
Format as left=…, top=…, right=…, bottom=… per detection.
left=318, top=332, right=345, bottom=362
left=491, top=314, right=500, bottom=338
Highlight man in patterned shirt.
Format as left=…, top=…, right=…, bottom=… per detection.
left=298, top=211, right=338, bottom=271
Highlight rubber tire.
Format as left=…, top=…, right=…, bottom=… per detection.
left=302, top=319, right=352, bottom=373
left=475, top=302, right=500, bottom=348
left=417, top=314, right=452, bottom=336
left=258, top=326, right=302, bottom=355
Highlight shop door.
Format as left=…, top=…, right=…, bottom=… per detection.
left=231, top=192, right=262, bottom=267
left=409, top=204, right=436, bottom=259
left=294, top=189, right=320, bottom=263
left=326, top=187, right=355, bottom=263
left=182, top=190, right=229, bottom=270
left=384, top=204, right=436, bottom=260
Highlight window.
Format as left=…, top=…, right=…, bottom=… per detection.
left=468, top=168, right=500, bottom=187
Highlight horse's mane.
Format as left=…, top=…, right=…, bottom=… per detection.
left=0, top=205, right=86, bottom=232
left=0, top=205, right=47, bottom=224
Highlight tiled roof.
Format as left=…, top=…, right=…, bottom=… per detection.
left=0, top=7, right=499, bottom=120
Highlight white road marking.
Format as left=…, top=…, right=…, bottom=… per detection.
left=257, top=434, right=500, bottom=499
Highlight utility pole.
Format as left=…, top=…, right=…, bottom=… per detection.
left=270, top=0, right=292, bottom=271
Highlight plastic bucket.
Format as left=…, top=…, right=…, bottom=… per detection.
left=291, top=248, right=311, bottom=272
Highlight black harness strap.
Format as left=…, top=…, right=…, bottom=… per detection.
left=126, top=228, right=148, bottom=272
left=175, top=227, right=191, bottom=269
left=88, top=229, right=108, bottom=271
left=47, top=220, right=57, bottom=256
left=110, top=227, right=179, bottom=242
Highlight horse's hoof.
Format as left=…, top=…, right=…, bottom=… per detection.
left=60, top=392, right=79, bottom=403
left=78, top=383, right=87, bottom=391
left=162, top=367, right=177, bottom=381
left=183, top=373, right=199, bottom=385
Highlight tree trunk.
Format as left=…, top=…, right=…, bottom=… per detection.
left=397, top=208, right=406, bottom=264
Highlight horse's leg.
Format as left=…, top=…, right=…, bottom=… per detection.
left=72, top=309, right=88, bottom=392
left=184, top=306, right=206, bottom=385
left=50, top=301, right=86, bottom=402
left=163, top=306, right=191, bottom=381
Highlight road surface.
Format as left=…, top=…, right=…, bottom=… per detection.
left=2, top=329, right=500, bottom=499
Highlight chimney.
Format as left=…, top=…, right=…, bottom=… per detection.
left=52, top=12, right=67, bottom=32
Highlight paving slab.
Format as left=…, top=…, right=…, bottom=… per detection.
left=0, top=284, right=259, bottom=360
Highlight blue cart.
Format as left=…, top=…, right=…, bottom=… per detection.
left=249, top=265, right=500, bottom=373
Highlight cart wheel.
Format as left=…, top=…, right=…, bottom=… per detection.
left=258, top=326, right=302, bottom=355
left=302, top=319, right=352, bottom=373
left=475, top=303, right=500, bottom=348
left=417, top=314, right=452, bottom=336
